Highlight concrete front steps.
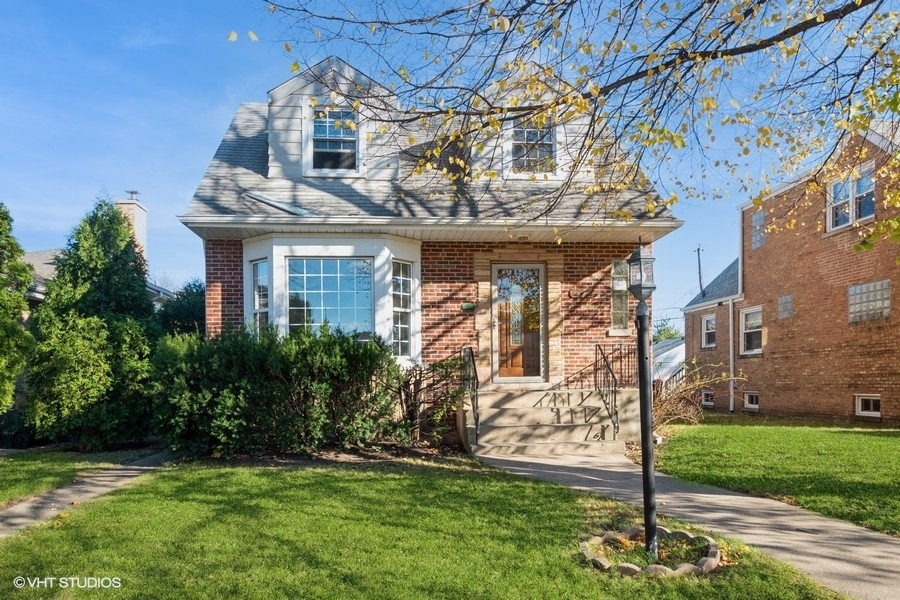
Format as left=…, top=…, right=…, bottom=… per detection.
left=463, top=389, right=628, bottom=456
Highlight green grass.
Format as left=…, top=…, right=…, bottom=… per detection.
left=656, top=418, right=900, bottom=536
left=0, top=447, right=158, bottom=508
left=0, top=456, right=844, bottom=599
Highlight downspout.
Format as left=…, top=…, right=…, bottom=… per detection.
left=728, top=298, right=735, bottom=412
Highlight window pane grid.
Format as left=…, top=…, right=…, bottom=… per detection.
left=849, top=279, right=891, bottom=322
left=252, top=260, right=269, bottom=332
left=512, top=120, right=555, bottom=173
left=287, top=258, right=373, bottom=335
left=392, top=260, right=412, bottom=356
left=313, top=109, right=357, bottom=170
left=610, top=260, right=629, bottom=329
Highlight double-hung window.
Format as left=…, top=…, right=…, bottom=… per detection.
left=740, top=307, right=762, bottom=355
left=392, top=260, right=412, bottom=357
left=511, top=118, right=555, bottom=173
left=828, top=166, right=875, bottom=230
left=313, top=109, right=357, bottom=170
left=287, top=258, right=373, bottom=336
left=701, top=315, right=716, bottom=348
left=251, top=260, right=269, bottom=332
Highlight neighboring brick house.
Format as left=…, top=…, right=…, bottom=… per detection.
left=684, top=128, right=899, bottom=424
left=179, top=58, right=682, bottom=391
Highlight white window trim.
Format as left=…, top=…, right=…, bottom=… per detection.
left=302, top=104, right=367, bottom=178
left=701, top=314, right=716, bottom=348
left=392, top=259, right=413, bottom=359
left=826, top=161, right=875, bottom=232
left=855, top=394, right=881, bottom=418
left=243, top=235, right=421, bottom=365
left=739, top=306, right=763, bottom=356
left=250, top=258, right=270, bottom=332
left=744, top=392, right=759, bottom=411
left=701, top=389, right=715, bottom=407
left=502, top=116, right=562, bottom=180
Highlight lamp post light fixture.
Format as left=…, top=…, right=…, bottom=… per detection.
left=627, top=239, right=658, bottom=561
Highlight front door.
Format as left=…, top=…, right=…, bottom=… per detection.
left=493, top=264, right=544, bottom=380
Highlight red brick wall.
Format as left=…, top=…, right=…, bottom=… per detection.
left=561, top=242, right=638, bottom=379
left=420, top=243, right=480, bottom=363
left=204, top=239, right=244, bottom=336
left=420, top=241, right=639, bottom=383
left=687, top=136, right=900, bottom=424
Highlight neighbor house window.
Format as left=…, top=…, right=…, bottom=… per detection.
left=744, top=392, right=759, bottom=411
left=828, top=166, right=875, bottom=230
left=392, top=260, right=412, bottom=357
left=778, top=294, right=793, bottom=319
left=701, top=389, right=715, bottom=407
left=287, top=258, right=373, bottom=335
left=251, top=259, right=269, bottom=332
left=848, top=279, right=891, bottom=323
left=511, top=118, right=555, bottom=173
left=701, top=315, right=716, bottom=348
left=750, top=210, right=765, bottom=249
left=740, top=307, right=762, bottom=355
left=611, top=260, right=629, bottom=330
left=313, top=109, right=357, bottom=170
left=855, top=394, right=881, bottom=418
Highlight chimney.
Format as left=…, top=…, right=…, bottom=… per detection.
left=116, top=190, right=148, bottom=262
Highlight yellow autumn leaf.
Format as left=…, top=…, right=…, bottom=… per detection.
left=284, top=42, right=292, bottom=53
left=291, top=61, right=300, bottom=73
left=309, top=97, right=318, bottom=107
left=248, top=31, right=259, bottom=42
left=227, top=31, right=238, bottom=42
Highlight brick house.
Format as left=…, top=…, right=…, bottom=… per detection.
left=684, top=128, right=899, bottom=424
left=179, top=58, right=682, bottom=450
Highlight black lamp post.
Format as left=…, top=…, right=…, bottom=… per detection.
left=627, top=240, right=658, bottom=560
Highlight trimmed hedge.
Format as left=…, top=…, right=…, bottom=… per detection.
left=151, top=326, right=405, bottom=456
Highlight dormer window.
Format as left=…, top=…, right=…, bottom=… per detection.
left=511, top=118, right=555, bottom=173
left=313, top=109, right=357, bottom=170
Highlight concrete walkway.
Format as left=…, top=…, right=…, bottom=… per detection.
left=479, top=453, right=900, bottom=600
left=0, top=451, right=170, bottom=539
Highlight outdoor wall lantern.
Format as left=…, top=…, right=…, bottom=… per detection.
left=627, top=238, right=658, bottom=561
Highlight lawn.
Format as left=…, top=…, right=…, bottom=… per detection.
left=0, top=455, right=844, bottom=599
left=656, top=417, right=900, bottom=536
left=0, top=447, right=158, bottom=509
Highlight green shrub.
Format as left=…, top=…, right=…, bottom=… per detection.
left=151, top=326, right=404, bottom=456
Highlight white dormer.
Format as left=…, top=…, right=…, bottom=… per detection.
left=265, top=58, right=398, bottom=181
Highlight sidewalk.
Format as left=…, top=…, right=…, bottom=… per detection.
left=0, top=451, right=170, bottom=539
left=479, top=453, right=900, bottom=600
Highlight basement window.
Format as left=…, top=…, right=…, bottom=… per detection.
left=855, top=394, right=881, bottom=418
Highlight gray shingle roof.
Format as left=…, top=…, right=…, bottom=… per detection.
left=184, top=103, right=678, bottom=227
left=684, top=258, right=739, bottom=309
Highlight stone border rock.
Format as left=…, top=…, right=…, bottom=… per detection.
left=579, top=526, right=721, bottom=577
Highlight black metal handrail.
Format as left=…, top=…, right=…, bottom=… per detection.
left=459, top=347, right=479, bottom=444
left=595, top=344, right=621, bottom=435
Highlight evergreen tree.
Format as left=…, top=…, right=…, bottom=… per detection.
left=0, top=202, right=33, bottom=411
left=26, top=199, right=154, bottom=450
left=157, top=278, right=206, bottom=335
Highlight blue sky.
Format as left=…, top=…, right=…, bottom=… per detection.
left=0, top=1, right=745, bottom=331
